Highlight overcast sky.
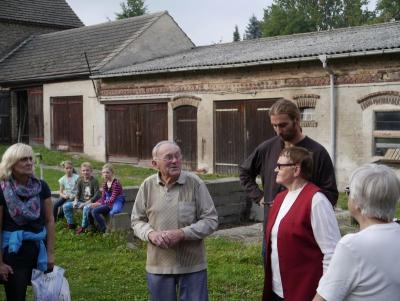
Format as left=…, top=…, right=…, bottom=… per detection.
left=66, top=0, right=378, bottom=46
left=66, top=0, right=272, bottom=45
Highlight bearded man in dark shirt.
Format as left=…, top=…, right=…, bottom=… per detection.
left=239, top=99, right=338, bottom=252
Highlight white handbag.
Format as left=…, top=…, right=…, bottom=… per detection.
left=31, top=265, right=71, bottom=301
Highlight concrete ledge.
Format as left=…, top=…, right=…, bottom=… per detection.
left=52, top=177, right=248, bottom=232
left=107, top=213, right=131, bottom=232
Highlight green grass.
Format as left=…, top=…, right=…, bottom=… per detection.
left=1, top=144, right=227, bottom=191
left=0, top=225, right=263, bottom=301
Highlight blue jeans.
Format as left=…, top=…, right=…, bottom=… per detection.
left=62, top=201, right=84, bottom=225
left=81, top=204, right=92, bottom=228
left=146, top=270, right=208, bottom=301
left=91, top=205, right=110, bottom=232
left=53, top=197, right=67, bottom=221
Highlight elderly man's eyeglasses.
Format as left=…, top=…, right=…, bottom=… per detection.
left=276, top=163, right=296, bottom=170
left=345, top=187, right=350, bottom=196
left=156, top=154, right=182, bottom=162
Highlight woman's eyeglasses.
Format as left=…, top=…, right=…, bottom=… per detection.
left=276, top=163, right=296, bottom=170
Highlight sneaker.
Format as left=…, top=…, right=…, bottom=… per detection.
left=76, top=227, right=86, bottom=235
left=67, top=224, right=76, bottom=230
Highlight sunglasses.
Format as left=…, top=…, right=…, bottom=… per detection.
left=276, top=163, right=296, bottom=170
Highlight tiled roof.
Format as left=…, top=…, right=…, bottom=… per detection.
left=96, top=21, right=400, bottom=77
left=0, top=0, right=83, bottom=28
left=0, top=12, right=165, bottom=84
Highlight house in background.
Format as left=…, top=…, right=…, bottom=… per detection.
left=0, top=0, right=83, bottom=143
left=0, top=0, right=399, bottom=189
left=0, top=11, right=194, bottom=160
left=93, top=21, right=400, bottom=188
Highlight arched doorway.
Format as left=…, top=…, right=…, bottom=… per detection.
left=174, top=105, right=197, bottom=170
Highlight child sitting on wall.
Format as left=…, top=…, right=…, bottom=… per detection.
left=84, top=163, right=125, bottom=233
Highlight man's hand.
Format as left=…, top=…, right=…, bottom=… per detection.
left=164, top=229, right=185, bottom=247
left=258, top=197, right=265, bottom=207
left=148, top=229, right=185, bottom=249
left=148, top=231, right=170, bottom=249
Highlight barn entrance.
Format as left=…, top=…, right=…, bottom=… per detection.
left=173, top=105, right=197, bottom=170
left=214, top=99, right=277, bottom=174
left=106, top=102, right=168, bottom=162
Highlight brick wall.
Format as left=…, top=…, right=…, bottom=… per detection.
left=100, top=54, right=400, bottom=97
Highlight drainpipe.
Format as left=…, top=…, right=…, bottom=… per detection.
left=318, top=55, right=336, bottom=167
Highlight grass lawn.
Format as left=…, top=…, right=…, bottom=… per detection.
left=0, top=223, right=264, bottom=300
left=0, top=144, right=227, bottom=191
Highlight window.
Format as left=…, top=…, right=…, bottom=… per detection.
left=374, top=111, right=400, bottom=156
left=300, top=107, right=315, bottom=121
left=375, top=112, right=400, bottom=130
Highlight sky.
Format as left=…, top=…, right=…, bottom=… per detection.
left=66, top=0, right=378, bottom=46
left=66, top=0, right=272, bottom=45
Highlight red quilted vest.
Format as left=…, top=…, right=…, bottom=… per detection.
left=262, top=182, right=323, bottom=301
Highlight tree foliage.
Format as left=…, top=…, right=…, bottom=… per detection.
left=233, top=25, right=241, bottom=41
left=261, top=0, right=375, bottom=37
left=116, top=0, right=147, bottom=19
left=376, top=0, right=400, bottom=21
left=244, top=15, right=262, bottom=40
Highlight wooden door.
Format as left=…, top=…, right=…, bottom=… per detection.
left=214, top=99, right=277, bottom=174
left=138, top=103, right=168, bottom=160
left=51, top=96, right=83, bottom=152
left=28, top=87, right=44, bottom=144
left=0, top=90, right=11, bottom=143
left=174, top=106, right=197, bottom=170
left=245, top=99, right=275, bottom=157
left=106, top=105, right=137, bottom=159
left=106, top=102, right=168, bottom=162
left=214, top=101, right=244, bottom=174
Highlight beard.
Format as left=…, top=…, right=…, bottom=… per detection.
left=278, top=122, right=298, bottom=142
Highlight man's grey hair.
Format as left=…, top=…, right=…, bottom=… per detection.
left=349, top=164, right=400, bottom=221
left=152, top=140, right=180, bottom=159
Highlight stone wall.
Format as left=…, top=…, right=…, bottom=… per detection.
left=53, top=178, right=249, bottom=231
left=120, top=178, right=248, bottom=228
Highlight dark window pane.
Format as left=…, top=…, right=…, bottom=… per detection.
left=375, top=112, right=400, bottom=130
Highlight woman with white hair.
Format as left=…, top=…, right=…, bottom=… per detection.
left=314, top=164, right=400, bottom=301
left=0, top=143, right=55, bottom=301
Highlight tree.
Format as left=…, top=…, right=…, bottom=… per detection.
left=233, top=25, right=241, bottom=41
left=261, top=0, right=375, bottom=38
left=116, top=0, right=147, bottom=19
left=244, top=15, right=262, bottom=40
left=342, top=0, right=375, bottom=27
left=376, top=0, right=400, bottom=21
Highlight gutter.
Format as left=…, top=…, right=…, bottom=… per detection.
left=318, top=55, right=336, bottom=167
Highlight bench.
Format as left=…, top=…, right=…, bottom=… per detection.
left=375, top=148, right=400, bottom=165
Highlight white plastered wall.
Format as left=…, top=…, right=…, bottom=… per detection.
left=335, top=81, right=400, bottom=189
left=189, top=82, right=400, bottom=188
left=43, top=80, right=106, bottom=162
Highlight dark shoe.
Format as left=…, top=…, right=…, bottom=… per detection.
left=67, top=224, right=76, bottom=230
left=76, top=227, right=86, bottom=235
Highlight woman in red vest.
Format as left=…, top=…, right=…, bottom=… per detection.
left=262, top=147, right=341, bottom=301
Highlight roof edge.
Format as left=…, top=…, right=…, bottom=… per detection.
left=92, top=47, right=400, bottom=79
